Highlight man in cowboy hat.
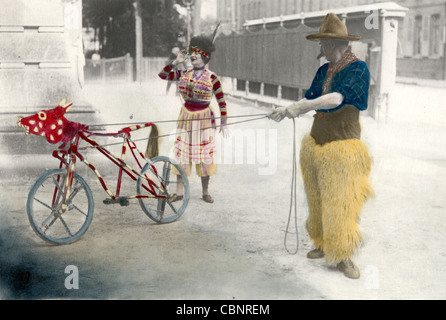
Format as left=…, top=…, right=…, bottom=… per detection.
left=269, top=13, right=373, bottom=279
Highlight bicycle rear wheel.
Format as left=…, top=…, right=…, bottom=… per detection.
left=137, top=156, right=189, bottom=223
left=27, top=169, right=94, bottom=245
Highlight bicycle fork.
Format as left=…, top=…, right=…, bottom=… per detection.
left=45, top=142, right=78, bottom=229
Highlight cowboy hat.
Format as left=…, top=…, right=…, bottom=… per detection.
left=306, top=13, right=361, bottom=41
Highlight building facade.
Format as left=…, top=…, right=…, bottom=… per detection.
left=397, top=0, right=446, bottom=79
left=217, top=0, right=446, bottom=80
left=0, top=0, right=95, bottom=156
left=218, top=0, right=384, bottom=31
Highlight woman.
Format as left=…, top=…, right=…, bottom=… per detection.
left=158, top=35, right=228, bottom=204
left=269, top=13, right=374, bottom=279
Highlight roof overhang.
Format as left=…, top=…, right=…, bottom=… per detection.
left=243, top=1, right=408, bottom=28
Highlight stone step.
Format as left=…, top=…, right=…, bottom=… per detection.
left=0, top=68, right=88, bottom=108
left=0, top=32, right=69, bottom=62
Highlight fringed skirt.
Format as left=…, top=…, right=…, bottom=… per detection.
left=172, top=106, right=217, bottom=177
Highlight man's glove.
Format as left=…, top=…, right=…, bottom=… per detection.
left=267, top=106, right=287, bottom=122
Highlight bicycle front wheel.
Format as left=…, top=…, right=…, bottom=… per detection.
left=27, top=169, right=94, bottom=245
left=137, top=156, right=190, bottom=223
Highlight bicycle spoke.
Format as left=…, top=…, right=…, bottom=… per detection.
left=66, top=182, right=81, bottom=203
left=165, top=199, right=178, bottom=214
left=41, top=214, right=73, bottom=238
left=58, top=216, right=74, bottom=237
left=145, top=165, right=165, bottom=185
left=43, top=214, right=60, bottom=233
left=39, top=211, right=59, bottom=231
left=33, top=197, right=54, bottom=211
left=51, top=175, right=65, bottom=206
left=28, top=169, right=94, bottom=244
left=138, top=156, right=189, bottom=223
left=52, top=176, right=64, bottom=193
left=72, top=204, right=88, bottom=217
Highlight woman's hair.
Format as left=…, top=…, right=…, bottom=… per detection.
left=189, top=35, right=216, bottom=64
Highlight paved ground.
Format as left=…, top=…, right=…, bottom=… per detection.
left=0, top=81, right=323, bottom=300
left=1, top=79, right=446, bottom=300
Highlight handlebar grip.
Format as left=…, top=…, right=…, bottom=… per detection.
left=118, top=123, right=156, bottom=135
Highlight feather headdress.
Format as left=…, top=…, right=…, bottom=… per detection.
left=211, top=22, right=222, bottom=45
left=188, top=22, right=222, bottom=62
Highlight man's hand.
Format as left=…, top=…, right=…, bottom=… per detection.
left=268, top=106, right=287, bottom=122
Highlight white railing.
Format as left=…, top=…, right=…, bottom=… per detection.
left=84, top=54, right=167, bottom=82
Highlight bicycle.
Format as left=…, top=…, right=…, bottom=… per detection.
left=17, top=99, right=190, bottom=245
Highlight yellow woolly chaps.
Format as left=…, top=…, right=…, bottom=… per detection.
left=300, top=135, right=374, bottom=264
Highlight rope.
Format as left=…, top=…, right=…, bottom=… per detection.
left=154, top=115, right=268, bottom=139
left=87, top=113, right=269, bottom=128
left=284, top=118, right=299, bottom=255
left=78, top=113, right=269, bottom=150
left=76, top=109, right=301, bottom=255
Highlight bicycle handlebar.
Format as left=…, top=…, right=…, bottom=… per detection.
left=118, top=122, right=157, bottom=135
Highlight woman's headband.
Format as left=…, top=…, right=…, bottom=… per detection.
left=189, top=46, right=210, bottom=58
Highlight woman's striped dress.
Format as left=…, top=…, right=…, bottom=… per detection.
left=159, top=64, right=228, bottom=176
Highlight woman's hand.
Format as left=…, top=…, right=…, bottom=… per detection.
left=219, top=118, right=231, bottom=138
left=173, top=50, right=187, bottom=65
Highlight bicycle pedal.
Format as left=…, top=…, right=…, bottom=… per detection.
left=103, top=197, right=130, bottom=207
left=119, top=197, right=130, bottom=207
left=103, top=198, right=114, bottom=205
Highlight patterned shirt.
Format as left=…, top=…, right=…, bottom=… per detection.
left=305, top=60, right=370, bottom=112
left=159, top=64, right=227, bottom=122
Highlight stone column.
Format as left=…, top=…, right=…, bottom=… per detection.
left=376, top=12, right=400, bottom=121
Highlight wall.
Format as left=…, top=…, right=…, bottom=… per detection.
left=0, top=0, right=95, bottom=156
left=219, top=0, right=446, bottom=81
left=0, top=0, right=88, bottom=111
left=397, top=57, right=445, bottom=79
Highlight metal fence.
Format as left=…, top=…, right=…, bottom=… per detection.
left=141, top=57, right=167, bottom=81
left=210, top=23, right=320, bottom=101
left=84, top=54, right=166, bottom=82
left=84, top=53, right=133, bottom=82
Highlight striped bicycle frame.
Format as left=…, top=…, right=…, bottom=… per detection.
left=51, top=123, right=165, bottom=203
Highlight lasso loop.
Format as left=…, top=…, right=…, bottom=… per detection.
left=284, top=118, right=299, bottom=255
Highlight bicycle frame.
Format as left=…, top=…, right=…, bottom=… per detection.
left=51, top=123, right=165, bottom=204
left=19, top=101, right=190, bottom=244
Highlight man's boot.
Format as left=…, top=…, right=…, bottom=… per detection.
left=306, top=248, right=325, bottom=259
left=337, top=259, right=360, bottom=279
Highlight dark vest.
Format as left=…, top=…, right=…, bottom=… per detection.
left=310, top=105, right=361, bottom=145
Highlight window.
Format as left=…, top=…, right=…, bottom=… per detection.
left=402, top=16, right=414, bottom=57
left=302, top=0, right=310, bottom=12
left=226, top=4, right=232, bottom=21
left=241, top=4, right=247, bottom=22
left=413, top=15, right=422, bottom=56
left=430, top=14, right=442, bottom=56
left=278, top=0, right=283, bottom=16
left=295, top=0, right=302, bottom=13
